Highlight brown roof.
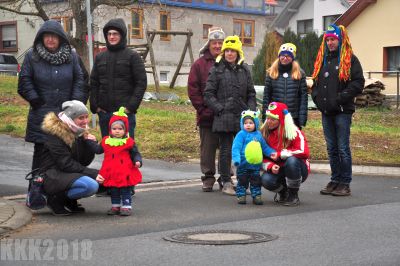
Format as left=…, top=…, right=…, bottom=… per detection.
left=336, top=0, right=377, bottom=26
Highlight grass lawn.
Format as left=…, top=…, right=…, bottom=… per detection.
left=1, top=76, right=399, bottom=165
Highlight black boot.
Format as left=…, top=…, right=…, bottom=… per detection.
left=284, top=188, right=300, bottom=206
left=273, top=188, right=288, bottom=204
left=47, top=192, right=71, bottom=216
left=64, top=198, right=85, bottom=213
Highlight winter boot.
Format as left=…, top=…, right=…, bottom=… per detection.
left=237, top=196, right=246, bottom=204
left=273, top=188, right=288, bottom=204
left=47, top=193, right=71, bottom=216
left=64, top=198, right=85, bottom=213
left=320, top=181, right=339, bottom=195
left=284, top=188, right=300, bottom=206
left=252, top=195, right=263, bottom=205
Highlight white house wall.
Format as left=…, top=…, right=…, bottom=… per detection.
left=313, top=0, right=347, bottom=35
left=287, top=0, right=348, bottom=35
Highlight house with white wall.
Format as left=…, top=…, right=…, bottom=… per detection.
left=271, top=0, right=352, bottom=36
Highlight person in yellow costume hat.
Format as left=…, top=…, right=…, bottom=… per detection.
left=262, top=42, right=308, bottom=129
left=204, top=35, right=257, bottom=196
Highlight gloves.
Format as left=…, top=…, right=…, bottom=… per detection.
left=233, top=161, right=240, bottom=167
left=30, top=98, right=45, bottom=110
left=280, top=149, right=292, bottom=160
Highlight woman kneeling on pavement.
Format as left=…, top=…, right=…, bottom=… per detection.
left=260, top=102, right=310, bottom=206
left=40, top=100, right=100, bottom=216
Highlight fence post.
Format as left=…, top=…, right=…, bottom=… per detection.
left=397, top=71, right=399, bottom=109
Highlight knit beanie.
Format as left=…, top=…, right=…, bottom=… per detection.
left=108, top=107, right=129, bottom=137
left=240, top=110, right=260, bottom=130
left=278, top=43, right=297, bottom=59
left=216, top=35, right=245, bottom=64
left=265, top=102, right=297, bottom=141
left=61, top=100, right=88, bottom=120
left=324, top=24, right=341, bottom=41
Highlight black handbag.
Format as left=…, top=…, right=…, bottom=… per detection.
left=25, top=169, right=47, bottom=210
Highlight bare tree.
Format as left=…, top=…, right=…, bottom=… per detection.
left=0, top=0, right=138, bottom=67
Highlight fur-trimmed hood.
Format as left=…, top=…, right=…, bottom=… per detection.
left=42, top=112, right=79, bottom=147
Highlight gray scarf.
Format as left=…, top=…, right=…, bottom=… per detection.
left=35, top=42, right=71, bottom=65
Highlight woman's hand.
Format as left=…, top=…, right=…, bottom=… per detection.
left=85, top=133, right=97, bottom=141
left=271, top=164, right=280, bottom=174
left=96, top=174, right=104, bottom=184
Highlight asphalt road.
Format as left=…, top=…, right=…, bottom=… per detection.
left=1, top=134, right=400, bottom=265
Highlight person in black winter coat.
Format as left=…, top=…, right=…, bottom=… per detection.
left=311, top=24, right=365, bottom=197
left=262, top=43, right=308, bottom=129
left=204, top=35, right=257, bottom=196
left=18, top=20, right=85, bottom=171
left=40, top=100, right=100, bottom=216
left=90, top=18, right=147, bottom=139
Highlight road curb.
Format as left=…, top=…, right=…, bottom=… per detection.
left=0, top=200, right=32, bottom=237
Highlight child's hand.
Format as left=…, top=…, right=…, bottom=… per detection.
left=271, top=164, right=280, bottom=174
left=270, top=152, right=278, bottom=161
left=233, top=161, right=240, bottom=167
left=135, top=161, right=141, bottom=168
left=96, top=174, right=104, bottom=184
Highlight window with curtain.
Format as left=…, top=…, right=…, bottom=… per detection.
left=0, top=22, right=17, bottom=52
left=384, top=46, right=400, bottom=73
left=323, top=15, right=341, bottom=31
left=131, top=9, right=143, bottom=39
left=233, top=19, right=255, bottom=46
left=297, top=19, right=313, bottom=35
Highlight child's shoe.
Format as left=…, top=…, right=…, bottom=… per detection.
left=107, top=207, right=120, bottom=215
left=237, top=196, right=246, bottom=204
left=120, top=207, right=132, bottom=216
left=252, top=195, right=263, bottom=205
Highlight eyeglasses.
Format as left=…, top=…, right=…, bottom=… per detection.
left=279, top=55, right=292, bottom=59
left=107, top=31, right=120, bottom=37
left=225, top=39, right=236, bottom=44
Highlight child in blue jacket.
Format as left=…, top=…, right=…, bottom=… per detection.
left=232, top=110, right=276, bottom=205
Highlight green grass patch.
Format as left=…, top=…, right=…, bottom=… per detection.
left=1, top=75, right=399, bottom=164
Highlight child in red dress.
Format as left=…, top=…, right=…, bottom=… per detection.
left=88, top=107, right=142, bottom=216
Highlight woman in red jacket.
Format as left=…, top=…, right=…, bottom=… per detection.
left=260, top=102, right=310, bottom=206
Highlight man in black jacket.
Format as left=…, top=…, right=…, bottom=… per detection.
left=90, top=18, right=147, bottom=139
left=311, top=24, right=365, bottom=197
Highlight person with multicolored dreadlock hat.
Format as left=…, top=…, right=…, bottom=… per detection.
left=231, top=110, right=276, bottom=205
left=311, top=24, right=365, bottom=197
left=204, top=35, right=257, bottom=196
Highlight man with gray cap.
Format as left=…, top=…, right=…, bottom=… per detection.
left=188, top=26, right=225, bottom=192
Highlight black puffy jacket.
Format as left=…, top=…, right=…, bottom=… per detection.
left=204, top=59, right=257, bottom=133
left=90, top=19, right=147, bottom=114
left=312, top=52, right=365, bottom=115
left=262, top=63, right=308, bottom=127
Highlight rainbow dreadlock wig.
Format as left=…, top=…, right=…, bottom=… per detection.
left=312, top=24, right=353, bottom=82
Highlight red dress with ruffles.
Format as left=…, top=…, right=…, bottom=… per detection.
left=99, top=137, right=142, bottom=188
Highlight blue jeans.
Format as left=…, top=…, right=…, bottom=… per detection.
left=261, top=156, right=308, bottom=192
left=67, top=176, right=99, bottom=199
left=98, top=111, right=136, bottom=138
left=110, top=187, right=132, bottom=208
left=322, top=113, right=352, bottom=184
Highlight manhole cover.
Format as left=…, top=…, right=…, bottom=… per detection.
left=163, top=230, right=278, bottom=245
